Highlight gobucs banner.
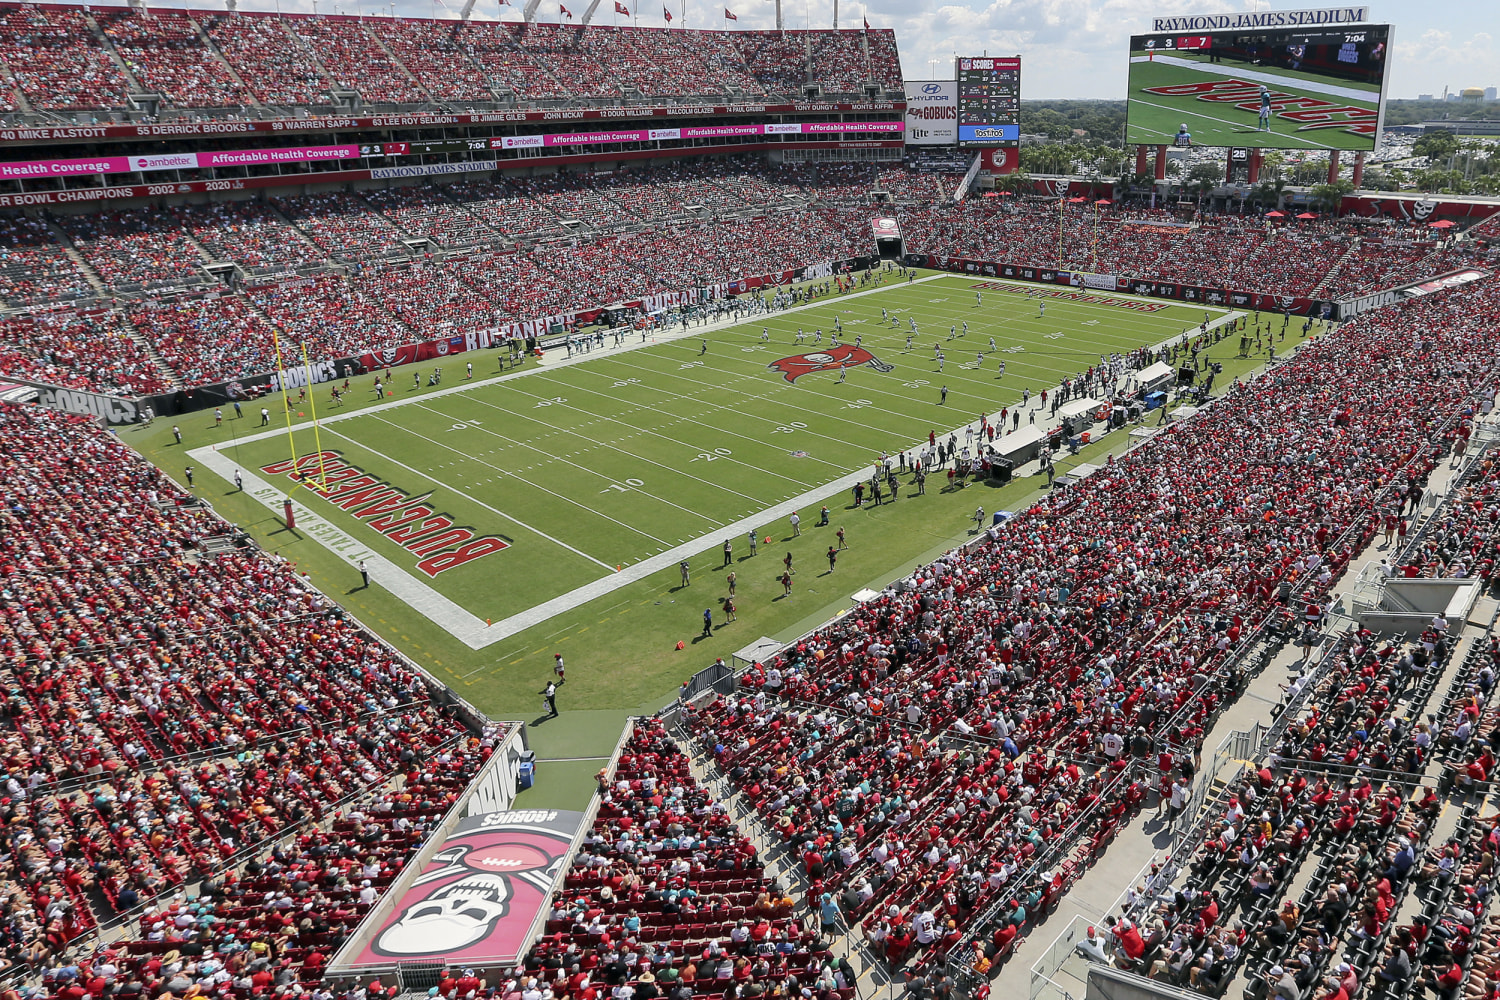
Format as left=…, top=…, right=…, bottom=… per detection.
left=352, top=809, right=585, bottom=967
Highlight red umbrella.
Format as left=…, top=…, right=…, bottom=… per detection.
left=983, top=191, right=998, bottom=198
left=1428, top=219, right=1455, bottom=228
left=1067, top=196, right=1087, bottom=203
left=1295, top=212, right=1317, bottom=219
left=1264, top=210, right=1285, bottom=218
left=1095, top=198, right=1112, bottom=205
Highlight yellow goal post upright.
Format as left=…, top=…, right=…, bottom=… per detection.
left=270, top=325, right=332, bottom=494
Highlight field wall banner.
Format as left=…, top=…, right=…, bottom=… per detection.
left=145, top=354, right=364, bottom=417
left=353, top=809, right=585, bottom=967
left=11, top=378, right=141, bottom=425
left=909, top=253, right=1326, bottom=315
left=903, top=81, right=958, bottom=145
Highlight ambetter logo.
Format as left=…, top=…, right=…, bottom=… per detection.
left=767, top=344, right=894, bottom=383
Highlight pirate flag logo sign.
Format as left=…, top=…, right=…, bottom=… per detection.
left=361, top=811, right=580, bottom=964
left=767, top=344, right=894, bottom=383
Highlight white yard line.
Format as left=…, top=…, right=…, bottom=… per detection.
left=1126, top=95, right=1342, bottom=151
left=1128, top=54, right=1380, bottom=103
left=342, top=419, right=666, bottom=552
left=190, top=450, right=500, bottom=649
left=204, top=272, right=956, bottom=454
left=186, top=275, right=1233, bottom=652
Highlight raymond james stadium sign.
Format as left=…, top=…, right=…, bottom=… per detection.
left=1152, top=6, right=1369, bottom=30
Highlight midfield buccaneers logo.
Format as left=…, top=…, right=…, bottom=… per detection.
left=767, top=344, right=894, bottom=383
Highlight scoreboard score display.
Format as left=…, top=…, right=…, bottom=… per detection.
left=956, top=56, right=1020, bottom=147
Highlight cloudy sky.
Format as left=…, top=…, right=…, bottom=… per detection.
left=141, top=0, right=1493, bottom=99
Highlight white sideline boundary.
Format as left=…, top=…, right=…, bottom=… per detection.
left=1126, top=54, right=1380, bottom=103
left=186, top=274, right=1233, bottom=652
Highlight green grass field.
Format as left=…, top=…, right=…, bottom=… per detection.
left=1125, top=51, right=1381, bottom=151
left=124, top=271, right=1300, bottom=736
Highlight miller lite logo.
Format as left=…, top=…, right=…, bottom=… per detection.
left=767, top=344, right=894, bottom=383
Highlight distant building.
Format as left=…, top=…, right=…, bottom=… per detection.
left=1422, top=119, right=1500, bottom=136
left=1461, top=88, right=1485, bottom=100
left=1418, top=94, right=1434, bottom=101
left=1488, top=87, right=1498, bottom=100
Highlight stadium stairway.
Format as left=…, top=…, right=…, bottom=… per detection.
left=82, top=9, right=149, bottom=95
left=670, top=720, right=896, bottom=998
left=116, top=308, right=185, bottom=389
left=1310, top=240, right=1363, bottom=299
left=0, top=61, right=31, bottom=115
left=42, top=217, right=112, bottom=301
left=189, top=13, right=265, bottom=110
left=1009, top=399, right=1500, bottom=996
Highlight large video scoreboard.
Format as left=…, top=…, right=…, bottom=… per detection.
left=956, top=56, right=1020, bottom=147
left=1124, top=24, right=1392, bottom=150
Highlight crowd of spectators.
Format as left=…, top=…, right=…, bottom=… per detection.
left=875, top=170, right=959, bottom=206
left=284, top=16, right=427, bottom=104
left=172, top=202, right=321, bottom=274
left=272, top=193, right=407, bottom=263
left=0, top=310, right=170, bottom=396
left=249, top=273, right=411, bottom=364
left=0, top=214, right=94, bottom=307
left=378, top=17, right=497, bottom=104
left=897, top=201, right=1495, bottom=299
left=444, top=181, right=566, bottom=241
left=508, top=176, right=635, bottom=233
left=124, top=293, right=279, bottom=387
left=350, top=260, right=506, bottom=338
left=54, top=210, right=210, bottom=294
left=2, top=177, right=1491, bottom=394
left=680, top=271, right=1500, bottom=974
left=199, top=12, right=332, bottom=107
left=459, top=22, right=573, bottom=102
left=0, top=3, right=129, bottom=110
left=521, top=718, right=857, bottom=1000
left=361, top=187, right=498, bottom=250
left=1105, top=487, right=1500, bottom=1000
left=0, top=402, right=502, bottom=983
left=0, top=9, right=899, bottom=111
left=95, top=9, right=253, bottom=109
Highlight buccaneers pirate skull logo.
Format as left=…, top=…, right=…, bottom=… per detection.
left=363, top=816, right=575, bottom=963
left=767, top=344, right=894, bottom=383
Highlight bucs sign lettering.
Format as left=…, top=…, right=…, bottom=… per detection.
left=767, top=344, right=894, bottom=383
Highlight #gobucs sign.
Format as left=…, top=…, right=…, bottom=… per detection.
left=768, top=344, right=893, bottom=383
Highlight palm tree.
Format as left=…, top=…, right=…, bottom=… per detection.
left=993, top=170, right=1032, bottom=195
left=1247, top=178, right=1287, bottom=212
left=1261, top=150, right=1286, bottom=181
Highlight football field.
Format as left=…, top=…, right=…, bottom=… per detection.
left=1125, top=52, right=1382, bottom=151
left=189, top=272, right=1218, bottom=653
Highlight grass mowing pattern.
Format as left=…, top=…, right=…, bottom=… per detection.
left=218, top=273, right=1213, bottom=625
left=1125, top=52, right=1381, bottom=151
